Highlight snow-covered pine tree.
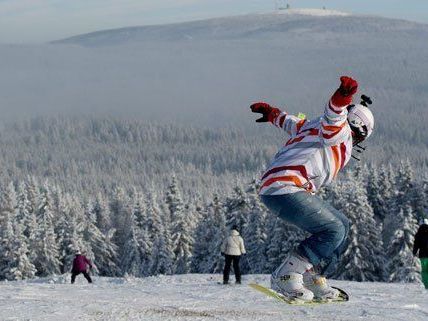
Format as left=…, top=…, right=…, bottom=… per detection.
left=93, top=192, right=112, bottom=234
left=7, top=220, right=36, bottom=280
left=191, top=194, right=227, bottom=273
left=22, top=178, right=40, bottom=265
left=145, top=192, right=163, bottom=240
left=121, top=209, right=143, bottom=276
left=264, top=215, right=302, bottom=273
left=148, top=223, right=174, bottom=275
left=131, top=190, right=146, bottom=230
left=56, top=194, right=85, bottom=273
left=366, top=166, right=384, bottom=223
left=16, top=181, right=37, bottom=260
left=242, top=180, right=267, bottom=273
left=0, top=183, right=36, bottom=280
left=224, top=184, right=250, bottom=232
left=379, top=164, right=399, bottom=246
left=139, top=226, right=153, bottom=277
left=109, top=187, right=130, bottom=260
left=191, top=207, right=211, bottom=273
left=383, top=160, right=420, bottom=282
left=166, top=178, right=194, bottom=274
left=387, top=204, right=420, bottom=283
left=33, top=182, right=61, bottom=276
left=333, top=174, right=385, bottom=282
left=84, top=200, right=118, bottom=276
left=413, top=177, right=428, bottom=222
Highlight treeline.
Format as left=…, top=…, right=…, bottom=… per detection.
left=0, top=117, right=273, bottom=199
left=0, top=117, right=427, bottom=203
left=0, top=161, right=426, bottom=283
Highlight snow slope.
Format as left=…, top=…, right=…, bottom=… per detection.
left=1, top=274, right=427, bottom=321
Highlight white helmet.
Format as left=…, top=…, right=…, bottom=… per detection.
left=348, top=104, right=374, bottom=139
left=348, top=95, right=374, bottom=146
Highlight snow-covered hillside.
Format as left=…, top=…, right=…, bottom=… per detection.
left=1, top=274, right=427, bottom=321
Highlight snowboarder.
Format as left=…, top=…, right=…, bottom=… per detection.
left=250, top=76, right=374, bottom=301
left=221, top=225, right=246, bottom=284
left=413, top=219, right=428, bottom=289
left=71, top=251, right=93, bottom=284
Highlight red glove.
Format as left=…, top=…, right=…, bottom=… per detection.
left=250, top=102, right=280, bottom=122
left=331, top=76, right=358, bottom=107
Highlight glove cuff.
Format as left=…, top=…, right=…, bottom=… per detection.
left=267, top=107, right=281, bottom=122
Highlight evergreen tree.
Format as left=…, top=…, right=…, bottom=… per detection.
left=366, top=166, right=384, bottom=223
left=6, top=221, right=36, bottom=280
left=242, top=181, right=268, bottom=273
left=165, top=177, right=194, bottom=274
left=387, top=204, right=420, bottom=283
left=264, top=216, right=302, bottom=273
left=139, top=226, right=153, bottom=277
left=0, top=183, right=36, bottom=280
left=121, top=210, right=143, bottom=276
left=172, top=208, right=194, bottom=274
left=0, top=182, right=36, bottom=280
left=334, top=175, right=385, bottom=281
left=84, top=200, right=118, bottom=276
left=55, top=194, right=84, bottom=273
left=380, top=165, right=399, bottom=246
left=93, top=193, right=112, bottom=234
left=22, top=178, right=40, bottom=265
left=224, top=185, right=250, bottom=231
left=191, top=195, right=227, bottom=273
left=109, top=187, right=130, bottom=260
left=33, top=183, right=61, bottom=276
left=149, top=224, right=174, bottom=275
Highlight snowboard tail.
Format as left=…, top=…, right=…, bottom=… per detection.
left=249, top=283, right=349, bottom=305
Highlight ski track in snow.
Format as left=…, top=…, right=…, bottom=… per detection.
left=1, top=274, right=427, bottom=321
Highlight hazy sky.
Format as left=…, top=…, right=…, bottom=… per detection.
left=1, top=0, right=428, bottom=43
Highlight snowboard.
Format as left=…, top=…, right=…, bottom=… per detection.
left=249, top=283, right=349, bottom=305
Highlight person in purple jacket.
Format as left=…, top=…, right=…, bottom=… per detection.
left=71, top=251, right=93, bottom=284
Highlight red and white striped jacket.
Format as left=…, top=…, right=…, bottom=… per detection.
left=259, top=99, right=353, bottom=195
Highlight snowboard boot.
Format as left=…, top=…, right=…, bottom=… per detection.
left=270, top=254, right=314, bottom=302
left=303, top=268, right=340, bottom=300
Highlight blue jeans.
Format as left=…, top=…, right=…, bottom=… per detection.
left=261, top=192, right=349, bottom=275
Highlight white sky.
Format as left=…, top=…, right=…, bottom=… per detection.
left=1, top=0, right=428, bottom=43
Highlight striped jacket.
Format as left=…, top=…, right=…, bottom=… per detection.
left=259, top=99, right=353, bottom=195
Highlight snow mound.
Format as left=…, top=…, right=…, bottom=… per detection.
left=1, top=274, right=427, bottom=321
left=276, top=8, right=350, bottom=17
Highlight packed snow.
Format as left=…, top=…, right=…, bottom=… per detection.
left=1, top=274, right=427, bottom=321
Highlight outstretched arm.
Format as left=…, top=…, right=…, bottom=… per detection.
left=250, top=102, right=304, bottom=137
left=321, top=76, right=358, bottom=145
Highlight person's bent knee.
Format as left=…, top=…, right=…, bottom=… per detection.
left=328, top=220, right=347, bottom=250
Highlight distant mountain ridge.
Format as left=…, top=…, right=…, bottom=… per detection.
left=53, top=10, right=427, bottom=46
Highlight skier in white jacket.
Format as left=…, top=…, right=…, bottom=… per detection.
left=221, top=225, right=246, bottom=284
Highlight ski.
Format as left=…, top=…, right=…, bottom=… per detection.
left=249, top=283, right=349, bottom=305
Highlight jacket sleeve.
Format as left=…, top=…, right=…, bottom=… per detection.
left=320, top=99, right=350, bottom=146
left=269, top=110, right=306, bottom=137
left=239, top=237, right=246, bottom=255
